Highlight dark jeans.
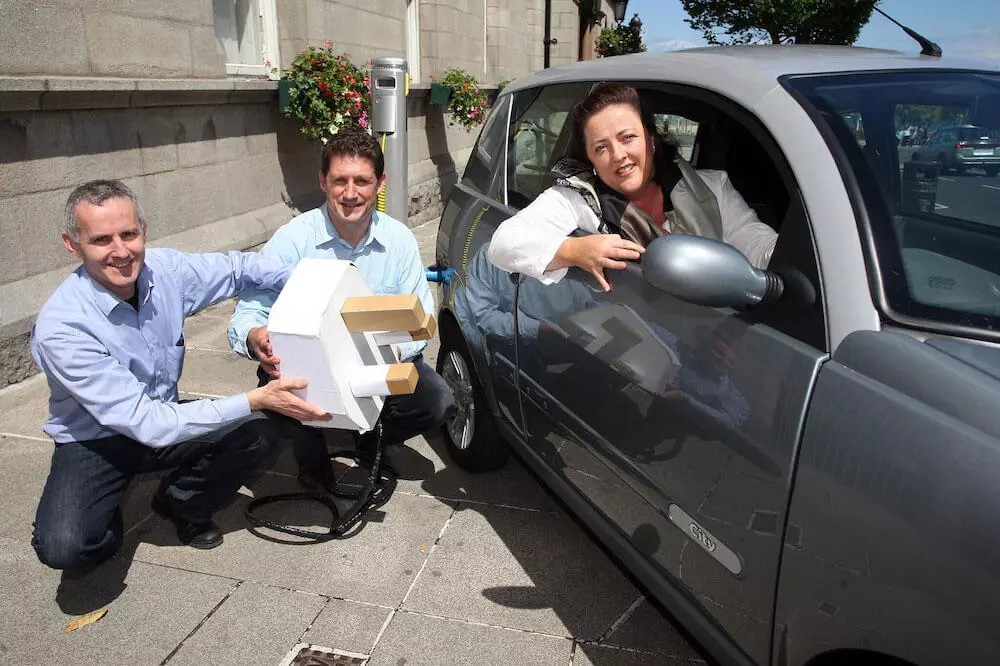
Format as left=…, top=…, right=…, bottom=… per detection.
left=260, top=355, right=456, bottom=481
left=32, top=412, right=282, bottom=571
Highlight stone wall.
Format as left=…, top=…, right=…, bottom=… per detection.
left=281, top=0, right=406, bottom=69
left=0, top=79, right=312, bottom=385
left=420, top=0, right=488, bottom=80
left=407, top=87, right=478, bottom=228
left=0, top=0, right=587, bottom=386
left=1, top=0, right=226, bottom=78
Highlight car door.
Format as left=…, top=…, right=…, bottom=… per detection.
left=513, top=85, right=828, bottom=665
left=443, top=94, right=526, bottom=432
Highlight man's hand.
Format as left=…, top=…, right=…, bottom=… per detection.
left=247, top=378, right=332, bottom=422
left=554, top=234, right=644, bottom=292
left=247, top=326, right=280, bottom=377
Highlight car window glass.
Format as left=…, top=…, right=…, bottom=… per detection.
left=786, top=71, right=1000, bottom=335
left=462, top=95, right=511, bottom=197
left=639, top=86, right=825, bottom=349
left=507, top=83, right=592, bottom=208
left=654, top=113, right=699, bottom=160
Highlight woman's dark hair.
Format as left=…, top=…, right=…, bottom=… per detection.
left=320, top=124, right=385, bottom=179
left=565, top=83, right=678, bottom=174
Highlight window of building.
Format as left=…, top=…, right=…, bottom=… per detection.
left=406, top=0, right=422, bottom=83
left=213, top=0, right=279, bottom=77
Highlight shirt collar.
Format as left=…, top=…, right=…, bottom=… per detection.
left=81, top=263, right=154, bottom=316
left=319, top=204, right=387, bottom=252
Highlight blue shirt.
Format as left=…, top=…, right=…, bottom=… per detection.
left=31, top=248, right=292, bottom=448
left=228, top=206, right=433, bottom=361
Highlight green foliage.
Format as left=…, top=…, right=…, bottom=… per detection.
left=895, top=104, right=969, bottom=132
left=497, top=79, right=513, bottom=93
left=680, top=0, right=877, bottom=46
left=595, top=15, right=647, bottom=57
left=436, top=68, right=489, bottom=131
left=280, top=41, right=371, bottom=143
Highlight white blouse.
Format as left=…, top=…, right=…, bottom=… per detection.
left=488, top=169, right=777, bottom=284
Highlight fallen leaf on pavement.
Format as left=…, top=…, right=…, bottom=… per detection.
left=65, top=608, right=108, bottom=633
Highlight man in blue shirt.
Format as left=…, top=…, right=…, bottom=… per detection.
left=229, top=126, right=455, bottom=490
left=31, top=180, right=332, bottom=572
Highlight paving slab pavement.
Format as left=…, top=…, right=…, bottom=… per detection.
left=0, top=223, right=706, bottom=665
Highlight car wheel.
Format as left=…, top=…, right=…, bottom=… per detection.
left=436, top=322, right=509, bottom=472
left=986, top=166, right=999, bottom=177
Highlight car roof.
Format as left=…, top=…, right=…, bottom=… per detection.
left=501, top=45, right=999, bottom=107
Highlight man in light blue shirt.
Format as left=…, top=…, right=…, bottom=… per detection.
left=229, top=126, right=455, bottom=490
left=31, top=180, right=331, bottom=572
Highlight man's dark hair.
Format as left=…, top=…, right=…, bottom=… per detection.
left=320, top=125, right=385, bottom=179
left=565, top=83, right=678, bottom=173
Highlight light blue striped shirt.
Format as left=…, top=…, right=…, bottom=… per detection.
left=228, top=206, right=433, bottom=362
left=31, top=248, right=292, bottom=447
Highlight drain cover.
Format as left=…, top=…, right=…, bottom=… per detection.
left=283, top=644, right=366, bottom=666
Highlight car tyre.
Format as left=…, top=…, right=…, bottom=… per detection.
left=436, top=322, right=509, bottom=472
left=985, top=166, right=999, bottom=177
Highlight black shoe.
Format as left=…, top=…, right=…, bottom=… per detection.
left=297, top=470, right=334, bottom=494
left=151, top=492, right=223, bottom=550
left=356, top=430, right=395, bottom=470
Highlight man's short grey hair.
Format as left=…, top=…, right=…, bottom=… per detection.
left=64, top=180, right=148, bottom=241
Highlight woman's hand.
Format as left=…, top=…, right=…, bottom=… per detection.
left=552, top=234, right=645, bottom=292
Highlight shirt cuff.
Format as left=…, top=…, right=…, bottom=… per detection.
left=398, top=340, right=428, bottom=362
left=217, top=393, right=252, bottom=422
left=535, top=236, right=570, bottom=285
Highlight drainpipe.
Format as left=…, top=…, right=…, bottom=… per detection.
left=543, top=0, right=558, bottom=68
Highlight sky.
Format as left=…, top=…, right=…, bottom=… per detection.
left=628, top=0, right=1000, bottom=66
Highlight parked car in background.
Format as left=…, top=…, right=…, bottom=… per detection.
left=912, top=124, right=1000, bottom=175
left=432, top=46, right=1000, bottom=666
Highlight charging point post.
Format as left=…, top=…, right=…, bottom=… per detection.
left=370, top=57, right=409, bottom=223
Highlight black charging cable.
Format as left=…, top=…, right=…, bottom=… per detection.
left=245, top=419, right=397, bottom=544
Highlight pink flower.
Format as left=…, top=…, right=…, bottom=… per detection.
left=325, top=40, right=332, bottom=48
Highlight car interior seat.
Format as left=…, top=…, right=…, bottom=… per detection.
left=692, top=120, right=789, bottom=232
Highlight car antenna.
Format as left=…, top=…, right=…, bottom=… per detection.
left=873, top=5, right=942, bottom=57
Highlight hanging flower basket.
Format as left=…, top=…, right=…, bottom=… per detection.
left=278, top=40, right=371, bottom=143
left=278, top=79, right=295, bottom=114
left=430, top=82, right=452, bottom=105
left=433, top=68, right=489, bottom=132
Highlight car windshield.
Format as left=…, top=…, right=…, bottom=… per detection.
left=783, top=70, right=1000, bottom=337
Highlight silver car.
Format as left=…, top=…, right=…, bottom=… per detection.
left=913, top=124, right=1000, bottom=176
left=433, top=46, right=1000, bottom=666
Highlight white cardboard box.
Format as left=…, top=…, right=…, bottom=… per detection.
left=268, top=258, right=396, bottom=431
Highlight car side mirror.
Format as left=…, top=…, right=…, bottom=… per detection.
left=642, top=234, right=783, bottom=308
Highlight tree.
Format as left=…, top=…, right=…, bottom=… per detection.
left=680, top=0, right=878, bottom=46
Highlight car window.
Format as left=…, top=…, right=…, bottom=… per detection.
left=654, top=113, right=699, bottom=160
left=785, top=71, right=1000, bottom=337
left=506, top=83, right=592, bottom=208
left=462, top=95, right=511, bottom=198
left=639, top=85, right=825, bottom=349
